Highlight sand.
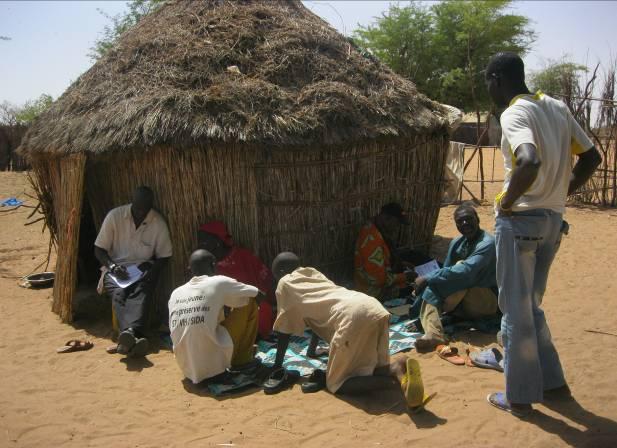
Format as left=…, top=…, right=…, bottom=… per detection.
left=1, top=170, right=616, bottom=448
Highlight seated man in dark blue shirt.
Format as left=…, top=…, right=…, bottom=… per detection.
left=414, top=203, right=498, bottom=351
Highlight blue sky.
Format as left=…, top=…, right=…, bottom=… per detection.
left=1, top=1, right=615, bottom=106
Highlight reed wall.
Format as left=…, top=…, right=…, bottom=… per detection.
left=32, top=134, right=448, bottom=322
left=31, top=154, right=86, bottom=322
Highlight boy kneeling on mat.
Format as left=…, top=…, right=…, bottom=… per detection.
left=168, top=249, right=264, bottom=384
left=267, top=252, right=429, bottom=409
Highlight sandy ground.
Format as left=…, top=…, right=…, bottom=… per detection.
left=1, top=170, right=617, bottom=448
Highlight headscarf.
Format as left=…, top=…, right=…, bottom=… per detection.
left=199, top=220, right=233, bottom=247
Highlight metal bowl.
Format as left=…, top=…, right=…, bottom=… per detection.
left=24, top=272, right=55, bottom=288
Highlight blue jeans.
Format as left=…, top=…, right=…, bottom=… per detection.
left=495, top=209, right=566, bottom=404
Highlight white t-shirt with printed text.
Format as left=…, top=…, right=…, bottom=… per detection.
left=169, top=275, right=258, bottom=383
left=499, top=92, right=594, bottom=213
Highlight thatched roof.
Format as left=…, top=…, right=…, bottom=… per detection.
left=22, top=0, right=450, bottom=155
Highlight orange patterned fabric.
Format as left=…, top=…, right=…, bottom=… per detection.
left=354, top=222, right=406, bottom=300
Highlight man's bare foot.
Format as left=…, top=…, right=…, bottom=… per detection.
left=390, top=357, right=407, bottom=379
left=414, top=335, right=445, bottom=353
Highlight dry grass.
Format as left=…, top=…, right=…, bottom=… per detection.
left=19, top=0, right=449, bottom=155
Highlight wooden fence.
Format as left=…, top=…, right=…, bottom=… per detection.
left=455, top=139, right=617, bottom=208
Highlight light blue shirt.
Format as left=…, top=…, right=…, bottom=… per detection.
left=421, top=230, right=497, bottom=307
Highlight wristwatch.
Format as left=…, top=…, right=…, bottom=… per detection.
left=108, top=262, right=117, bottom=272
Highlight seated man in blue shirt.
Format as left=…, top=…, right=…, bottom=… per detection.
left=414, top=203, right=498, bottom=352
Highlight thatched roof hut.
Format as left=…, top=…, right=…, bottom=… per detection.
left=21, top=0, right=454, bottom=322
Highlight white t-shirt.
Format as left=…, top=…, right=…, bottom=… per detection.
left=94, top=204, right=172, bottom=265
left=499, top=91, right=594, bottom=213
left=169, top=275, right=258, bottom=384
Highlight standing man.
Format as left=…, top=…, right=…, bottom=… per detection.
left=485, top=52, right=601, bottom=416
left=95, top=186, right=172, bottom=357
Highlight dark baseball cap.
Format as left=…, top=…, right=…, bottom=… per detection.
left=380, top=202, right=410, bottom=225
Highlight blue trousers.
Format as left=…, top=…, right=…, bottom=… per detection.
left=495, top=209, right=566, bottom=404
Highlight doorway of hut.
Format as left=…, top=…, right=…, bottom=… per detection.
left=71, top=194, right=113, bottom=335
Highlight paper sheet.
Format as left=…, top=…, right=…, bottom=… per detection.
left=414, top=259, right=440, bottom=277
left=109, top=264, right=143, bottom=288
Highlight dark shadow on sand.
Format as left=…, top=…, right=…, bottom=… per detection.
left=336, top=387, right=447, bottom=427
left=71, top=287, right=116, bottom=340
left=181, top=377, right=262, bottom=401
left=525, top=396, right=617, bottom=448
left=120, top=355, right=154, bottom=372
left=71, top=286, right=174, bottom=357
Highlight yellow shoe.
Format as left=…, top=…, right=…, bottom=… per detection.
left=401, top=358, right=433, bottom=411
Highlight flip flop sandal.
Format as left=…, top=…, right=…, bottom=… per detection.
left=263, top=368, right=299, bottom=395
left=436, top=345, right=466, bottom=365
left=470, top=348, right=504, bottom=372
left=401, top=358, right=432, bottom=410
left=117, top=331, right=136, bottom=355
left=128, top=338, right=149, bottom=358
left=106, top=344, right=118, bottom=354
left=487, top=392, right=532, bottom=418
left=301, top=369, right=326, bottom=393
left=57, top=339, right=93, bottom=353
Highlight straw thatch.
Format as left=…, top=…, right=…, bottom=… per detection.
left=20, top=0, right=454, bottom=323
left=21, top=0, right=449, bottom=154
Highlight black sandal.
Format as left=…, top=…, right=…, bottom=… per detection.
left=117, top=330, right=136, bottom=355
left=301, top=369, right=326, bottom=393
left=263, top=367, right=299, bottom=395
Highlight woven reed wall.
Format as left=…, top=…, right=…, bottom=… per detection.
left=85, top=144, right=259, bottom=319
left=31, top=154, right=86, bottom=322
left=254, top=135, right=449, bottom=282
left=31, top=133, right=448, bottom=322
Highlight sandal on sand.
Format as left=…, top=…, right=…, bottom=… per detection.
left=57, top=339, right=93, bottom=353
left=401, top=358, right=433, bottom=411
left=106, top=344, right=118, bottom=354
left=301, top=369, right=326, bottom=394
left=263, top=368, right=300, bottom=395
left=117, top=331, right=136, bottom=355
left=128, top=337, right=149, bottom=358
left=470, top=348, right=504, bottom=372
left=436, top=345, right=465, bottom=366
left=487, top=392, right=532, bottom=418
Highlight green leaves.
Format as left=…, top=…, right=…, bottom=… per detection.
left=353, top=0, right=535, bottom=112
left=529, top=61, right=588, bottom=98
left=89, top=0, right=165, bottom=61
left=14, top=94, right=53, bottom=125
